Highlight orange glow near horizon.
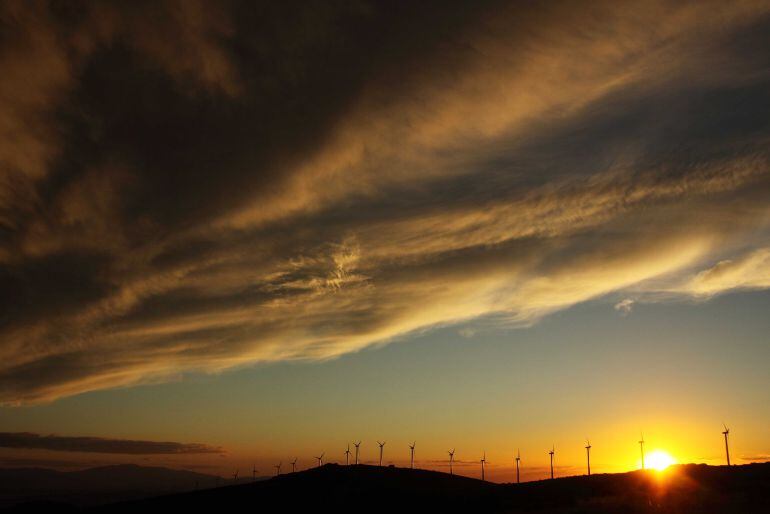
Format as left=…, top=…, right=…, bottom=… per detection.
left=646, top=450, right=676, bottom=471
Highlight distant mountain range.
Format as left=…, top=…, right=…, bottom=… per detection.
left=0, top=464, right=263, bottom=509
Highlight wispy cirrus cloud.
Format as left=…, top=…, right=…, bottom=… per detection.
left=0, top=432, right=223, bottom=455
left=614, top=299, right=635, bottom=316
left=1, top=0, right=769, bottom=404
left=741, top=454, right=770, bottom=462
left=684, top=248, right=770, bottom=296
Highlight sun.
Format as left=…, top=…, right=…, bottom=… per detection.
left=646, top=450, right=676, bottom=471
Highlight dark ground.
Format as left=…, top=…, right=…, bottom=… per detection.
left=5, top=462, right=769, bottom=513
left=0, top=464, right=224, bottom=509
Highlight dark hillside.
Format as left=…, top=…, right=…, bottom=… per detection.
left=92, top=462, right=770, bottom=514
left=0, top=464, right=222, bottom=509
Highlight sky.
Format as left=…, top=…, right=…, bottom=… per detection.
left=0, top=0, right=769, bottom=482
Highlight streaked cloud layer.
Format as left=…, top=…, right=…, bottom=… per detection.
left=0, top=432, right=222, bottom=454
left=1, top=0, right=769, bottom=403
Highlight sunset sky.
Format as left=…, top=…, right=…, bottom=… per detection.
left=1, top=0, right=769, bottom=482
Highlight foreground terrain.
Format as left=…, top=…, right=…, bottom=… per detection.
left=0, top=464, right=222, bottom=508
left=6, top=462, right=770, bottom=513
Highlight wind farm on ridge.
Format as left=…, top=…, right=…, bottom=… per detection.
left=241, top=426, right=735, bottom=483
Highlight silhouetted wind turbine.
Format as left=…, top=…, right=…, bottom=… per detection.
left=409, top=442, right=416, bottom=469
left=252, top=464, right=258, bottom=481
left=316, top=452, right=324, bottom=467
left=480, top=451, right=486, bottom=481
left=515, top=449, right=521, bottom=484
left=548, top=446, right=555, bottom=480
left=232, top=470, right=239, bottom=482
left=448, top=449, right=455, bottom=475
left=585, top=439, right=592, bottom=476
left=345, top=443, right=351, bottom=466
left=274, top=462, right=282, bottom=476
left=377, top=441, right=386, bottom=466
left=638, top=433, right=645, bottom=470
left=722, top=424, right=731, bottom=466
left=291, top=458, right=298, bottom=473
left=354, top=441, right=361, bottom=465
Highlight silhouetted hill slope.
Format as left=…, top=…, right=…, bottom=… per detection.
left=95, top=462, right=770, bottom=514
left=0, top=464, right=223, bottom=508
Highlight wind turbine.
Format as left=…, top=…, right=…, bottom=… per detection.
left=252, top=464, right=258, bottom=481
left=480, top=451, right=486, bottom=481
left=515, top=449, right=521, bottom=484
left=274, top=462, right=282, bottom=476
left=548, top=445, right=555, bottom=480
left=409, top=442, right=416, bottom=469
left=638, top=433, right=645, bottom=470
left=354, top=441, right=361, bottom=465
left=585, top=439, right=592, bottom=476
left=722, top=424, right=731, bottom=466
left=345, top=443, right=351, bottom=466
left=232, top=470, right=239, bottom=482
left=377, top=441, right=386, bottom=466
left=291, top=458, right=298, bottom=473
left=448, top=449, right=455, bottom=475
left=315, top=452, right=325, bottom=467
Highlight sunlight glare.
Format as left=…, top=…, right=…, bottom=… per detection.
left=646, top=450, right=676, bottom=471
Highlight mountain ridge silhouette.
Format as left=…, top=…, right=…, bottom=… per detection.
left=86, top=462, right=770, bottom=514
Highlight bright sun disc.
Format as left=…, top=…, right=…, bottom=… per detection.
left=646, top=450, right=676, bottom=471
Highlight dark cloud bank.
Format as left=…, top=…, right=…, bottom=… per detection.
left=0, top=432, right=221, bottom=454
left=1, top=0, right=769, bottom=403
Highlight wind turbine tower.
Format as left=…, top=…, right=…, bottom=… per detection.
left=252, top=464, right=257, bottom=481
left=515, top=449, right=521, bottom=484
left=722, top=425, right=731, bottom=466
left=291, top=458, right=298, bottom=473
left=232, top=470, right=239, bottom=482
left=377, top=441, right=386, bottom=467
left=316, top=452, right=324, bottom=467
left=275, top=462, right=282, bottom=476
left=548, top=446, right=555, bottom=480
left=585, top=439, right=592, bottom=476
left=409, top=442, right=416, bottom=469
left=354, top=441, right=361, bottom=465
left=480, top=451, right=486, bottom=481
left=448, top=449, right=455, bottom=475
left=345, top=443, right=351, bottom=466
left=639, top=433, right=646, bottom=470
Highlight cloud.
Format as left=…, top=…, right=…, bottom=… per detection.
left=740, top=454, right=770, bottom=462
left=0, top=432, right=223, bottom=455
left=683, top=248, right=770, bottom=296
left=614, top=299, right=635, bottom=316
left=0, top=1, right=769, bottom=403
